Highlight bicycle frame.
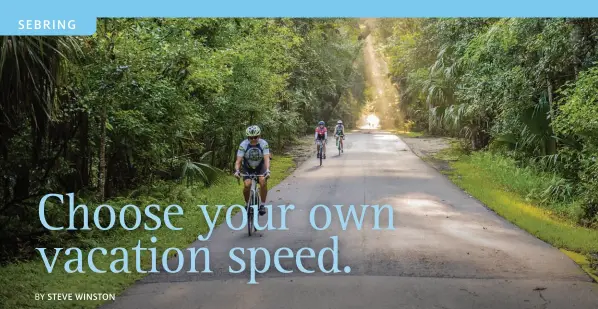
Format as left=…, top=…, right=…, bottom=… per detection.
left=335, top=134, right=344, bottom=154
left=239, top=173, right=266, bottom=206
left=238, top=173, right=266, bottom=236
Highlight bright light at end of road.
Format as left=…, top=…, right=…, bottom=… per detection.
left=367, top=114, right=380, bottom=128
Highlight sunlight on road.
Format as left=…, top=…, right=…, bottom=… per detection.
left=359, top=114, right=381, bottom=130
left=367, top=114, right=380, bottom=126
left=372, top=134, right=398, bottom=140
left=402, top=198, right=461, bottom=217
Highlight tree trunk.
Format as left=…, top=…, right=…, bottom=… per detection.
left=546, top=76, right=557, bottom=155
left=78, top=111, right=90, bottom=188
left=428, top=102, right=434, bottom=133
left=210, top=137, right=216, bottom=167
left=97, top=103, right=107, bottom=201
left=228, top=131, right=235, bottom=171
left=277, top=123, right=282, bottom=152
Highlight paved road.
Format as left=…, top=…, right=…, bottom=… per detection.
left=103, top=131, right=598, bottom=309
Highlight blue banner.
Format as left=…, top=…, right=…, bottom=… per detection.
left=2, top=0, right=598, bottom=36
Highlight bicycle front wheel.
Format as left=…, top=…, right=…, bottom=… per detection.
left=247, top=193, right=254, bottom=236
left=254, top=192, right=260, bottom=233
left=319, top=147, right=323, bottom=166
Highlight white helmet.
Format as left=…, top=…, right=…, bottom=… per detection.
left=245, top=125, right=261, bottom=137
left=337, top=120, right=343, bottom=124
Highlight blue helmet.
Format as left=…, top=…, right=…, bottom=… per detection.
left=318, top=121, right=325, bottom=125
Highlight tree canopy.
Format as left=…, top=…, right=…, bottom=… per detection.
left=0, top=18, right=368, bottom=262
left=375, top=18, right=598, bottom=226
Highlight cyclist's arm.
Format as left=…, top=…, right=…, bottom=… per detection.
left=325, top=130, right=328, bottom=140
left=262, top=141, right=271, bottom=172
left=234, top=156, right=243, bottom=172
left=264, top=154, right=270, bottom=172
left=235, top=142, right=246, bottom=172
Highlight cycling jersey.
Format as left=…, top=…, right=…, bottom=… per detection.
left=237, top=138, right=270, bottom=170
left=315, top=126, right=327, bottom=140
left=335, top=124, right=344, bottom=136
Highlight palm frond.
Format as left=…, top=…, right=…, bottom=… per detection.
left=0, top=36, right=81, bottom=129
left=179, top=158, right=224, bottom=187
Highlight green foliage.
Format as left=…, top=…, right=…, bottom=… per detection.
left=376, top=18, right=598, bottom=226
left=0, top=18, right=367, bottom=262
left=555, top=66, right=598, bottom=141
left=447, top=151, right=598, bottom=256
left=554, top=66, right=598, bottom=226
left=0, top=156, right=296, bottom=309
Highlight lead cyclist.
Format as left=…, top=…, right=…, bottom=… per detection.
left=234, top=125, right=271, bottom=216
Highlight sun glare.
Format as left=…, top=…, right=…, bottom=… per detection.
left=367, top=114, right=380, bottom=128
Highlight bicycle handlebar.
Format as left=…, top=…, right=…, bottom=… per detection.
left=236, top=172, right=268, bottom=184
left=239, top=173, right=267, bottom=177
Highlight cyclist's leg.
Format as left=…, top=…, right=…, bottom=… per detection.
left=317, top=139, right=323, bottom=157
left=242, top=166, right=252, bottom=204
left=257, top=164, right=267, bottom=215
left=243, top=179, right=251, bottom=204
left=316, top=140, right=320, bottom=157
left=258, top=176, right=267, bottom=215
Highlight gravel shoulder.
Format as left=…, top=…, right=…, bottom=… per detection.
left=399, top=134, right=456, bottom=171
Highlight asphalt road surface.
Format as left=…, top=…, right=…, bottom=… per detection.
left=102, top=130, right=598, bottom=309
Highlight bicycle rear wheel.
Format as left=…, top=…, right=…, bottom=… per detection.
left=247, top=193, right=254, bottom=236
left=254, top=193, right=260, bottom=233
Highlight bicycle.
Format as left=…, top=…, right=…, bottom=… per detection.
left=237, top=173, right=267, bottom=236
left=335, top=134, right=344, bottom=155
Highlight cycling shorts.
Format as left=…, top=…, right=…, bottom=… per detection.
left=242, top=163, right=267, bottom=181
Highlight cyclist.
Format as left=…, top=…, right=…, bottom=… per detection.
left=315, top=121, right=327, bottom=159
left=234, top=125, right=270, bottom=216
left=334, top=120, right=345, bottom=152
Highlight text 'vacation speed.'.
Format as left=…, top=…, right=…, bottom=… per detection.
left=36, top=193, right=396, bottom=284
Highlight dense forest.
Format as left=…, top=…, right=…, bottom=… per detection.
left=0, top=18, right=369, bottom=262
left=3, top=17, right=598, bottom=265
left=375, top=18, right=598, bottom=228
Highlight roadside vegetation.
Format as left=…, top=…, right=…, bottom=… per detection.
left=375, top=18, right=598, bottom=277
left=0, top=18, right=369, bottom=308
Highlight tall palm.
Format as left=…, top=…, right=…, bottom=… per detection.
left=0, top=36, right=81, bottom=206
left=423, top=44, right=459, bottom=133
left=1, top=36, right=81, bottom=147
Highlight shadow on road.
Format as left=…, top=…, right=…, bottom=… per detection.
left=304, top=165, right=323, bottom=172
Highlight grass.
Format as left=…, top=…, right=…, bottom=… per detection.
left=561, top=249, right=598, bottom=282
left=0, top=156, right=296, bottom=309
left=434, top=146, right=598, bottom=280
left=453, top=151, right=586, bottom=221
left=393, top=129, right=425, bottom=138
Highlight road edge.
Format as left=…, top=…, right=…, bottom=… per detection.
left=396, top=133, right=598, bottom=284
